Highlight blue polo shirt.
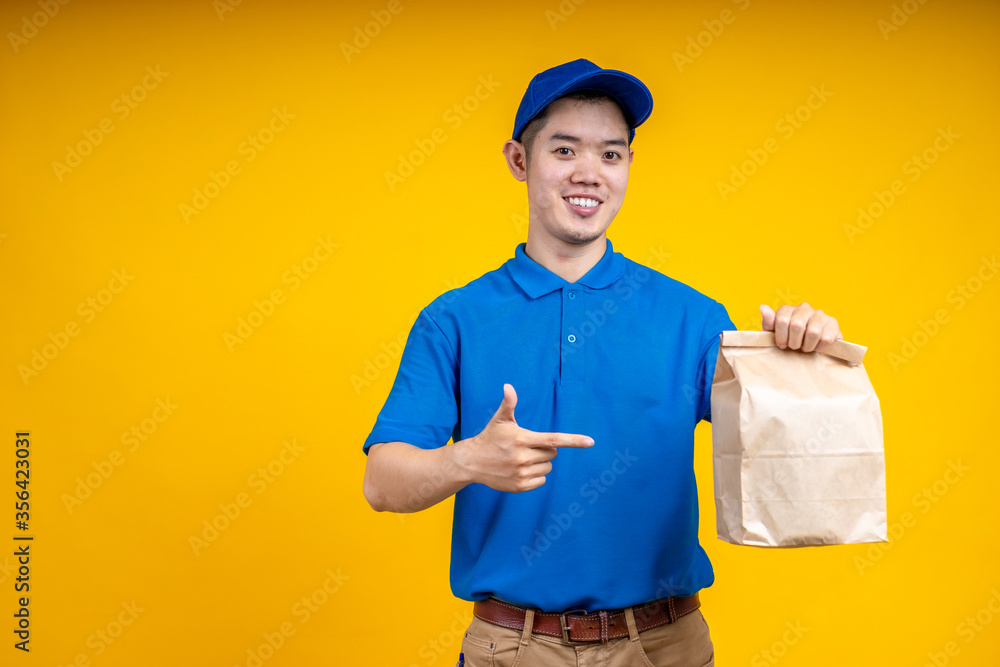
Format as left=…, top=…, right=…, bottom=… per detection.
left=364, top=239, right=735, bottom=611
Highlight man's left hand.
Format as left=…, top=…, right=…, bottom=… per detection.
left=760, top=303, right=842, bottom=353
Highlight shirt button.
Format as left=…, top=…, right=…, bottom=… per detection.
left=568, top=291, right=576, bottom=300
left=567, top=334, right=577, bottom=343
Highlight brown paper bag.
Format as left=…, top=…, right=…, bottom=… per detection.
left=710, top=331, right=886, bottom=547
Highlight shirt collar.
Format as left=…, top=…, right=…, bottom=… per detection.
left=505, top=239, right=626, bottom=299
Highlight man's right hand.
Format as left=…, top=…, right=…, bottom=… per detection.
left=455, top=383, right=594, bottom=493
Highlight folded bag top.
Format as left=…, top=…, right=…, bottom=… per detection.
left=719, top=330, right=867, bottom=365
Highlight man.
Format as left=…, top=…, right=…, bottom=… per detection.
left=362, top=59, right=841, bottom=666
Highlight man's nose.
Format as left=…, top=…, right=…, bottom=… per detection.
left=571, top=153, right=601, bottom=184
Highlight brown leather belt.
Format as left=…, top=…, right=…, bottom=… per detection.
left=473, top=593, right=700, bottom=644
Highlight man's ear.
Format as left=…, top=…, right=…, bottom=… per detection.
left=502, top=139, right=528, bottom=182
left=628, top=147, right=634, bottom=166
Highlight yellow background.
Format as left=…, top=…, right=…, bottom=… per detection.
left=2, top=0, right=998, bottom=664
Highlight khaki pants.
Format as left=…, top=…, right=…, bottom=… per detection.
left=459, top=605, right=714, bottom=667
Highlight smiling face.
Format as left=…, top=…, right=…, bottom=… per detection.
left=505, top=95, right=633, bottom=252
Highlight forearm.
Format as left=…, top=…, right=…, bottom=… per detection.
left=362, top=440, right=473, bottom=513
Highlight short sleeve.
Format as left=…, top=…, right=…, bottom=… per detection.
left=362, top=309, right=460, bottom=454
left=695, top=300, right=736, bottom=423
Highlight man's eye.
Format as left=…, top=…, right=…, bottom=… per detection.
left=604, top=151, right=620, bottom=160
left=556, top=147, right=573, bottom=156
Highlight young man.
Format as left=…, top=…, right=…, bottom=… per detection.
left=362, top=59, right=841, bottom=666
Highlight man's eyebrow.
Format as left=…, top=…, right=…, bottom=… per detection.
left=545, top=132, right=628, bottom=148
left=547, top=132, right=581, bottom=143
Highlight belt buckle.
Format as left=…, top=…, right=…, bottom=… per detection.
left=559, top=608, right=590, bottom=643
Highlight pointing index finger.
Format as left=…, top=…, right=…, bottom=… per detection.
left=526, top=431, right=595, bottom=449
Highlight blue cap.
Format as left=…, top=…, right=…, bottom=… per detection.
left=512, top=58, right=653, bottom=144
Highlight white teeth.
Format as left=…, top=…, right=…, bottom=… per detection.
left=567, top=197, right=599, bottom=207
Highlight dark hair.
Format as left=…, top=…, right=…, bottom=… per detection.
left=518, top=90, right=629, bottom=164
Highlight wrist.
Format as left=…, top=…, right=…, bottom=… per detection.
left=448, top=436, right=478, bottom=487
